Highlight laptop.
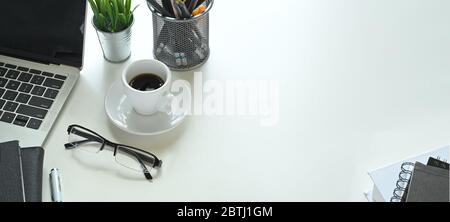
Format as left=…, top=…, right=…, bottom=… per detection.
left=0, top=0, right=87, bottom=147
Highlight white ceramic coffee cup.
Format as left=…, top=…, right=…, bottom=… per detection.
left=122, top=59, right=172, bottom=115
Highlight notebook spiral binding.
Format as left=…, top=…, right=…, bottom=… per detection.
left=390, top=162, right=415, bottom=202
left=390, top=156, right=448, bottom=202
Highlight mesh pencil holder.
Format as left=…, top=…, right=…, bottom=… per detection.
left=148, top=0, right=213, bottom=71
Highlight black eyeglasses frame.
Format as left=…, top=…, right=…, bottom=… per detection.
left=65, top=124, right=162, bottom=180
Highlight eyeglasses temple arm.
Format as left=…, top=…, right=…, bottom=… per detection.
left=65, top=140, right=92, bottom=149
left=71, top=129, right=104, bottom=143
left=133, top=153, right=153, bottom=180
left=65, top=129, right=105, bottom=149
left=65, top=137, right=104, bottom=150
left=118, top=147, right=162, bottom=168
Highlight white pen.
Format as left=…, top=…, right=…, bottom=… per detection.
left=49, top=168, right=63, bottom=202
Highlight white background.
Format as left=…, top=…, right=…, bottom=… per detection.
left=42, top=0, right=450, bottom=201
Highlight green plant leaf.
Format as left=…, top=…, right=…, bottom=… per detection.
left=92, top=0, right=134, bottom=32
left=87, top=0, right=99, bottom=17
left=117, top=13, right=127, bottom=31
left=112, top=0, right=120, bottom=31
left=97, top=13, right=107, bottom=31
left=95, top=0, right=102, bottom=10
left=112, top=0, right=119, bottom=16
left=104, top=1, right=114, bottom=31
left=131, top=5, right=138, bottom=14
left=98, top=0, right=106, bottom=15
left=117, top=0, right=125, bottom=13
left=125, top=0, right=131, bottom=14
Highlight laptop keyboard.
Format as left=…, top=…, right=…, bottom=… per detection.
left=0, top=62, right=67, bottom=130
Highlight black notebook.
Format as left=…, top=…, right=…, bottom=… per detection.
left=406, top=162, right=449, bottom=202
left=0, top=141, right=44, bottom=202
left=21, top=147, right=45, bottom=202
left=0, top=141, right=25, bottom=202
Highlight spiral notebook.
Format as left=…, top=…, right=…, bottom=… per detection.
left=367, top=145, right=449, bottom=202
left=391, top=158, right=449, bottom=202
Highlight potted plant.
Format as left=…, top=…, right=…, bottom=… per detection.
left=88, top=0, right=136, bottom=63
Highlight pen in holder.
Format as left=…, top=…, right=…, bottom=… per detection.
left=147, top=0, right=213, bottom=71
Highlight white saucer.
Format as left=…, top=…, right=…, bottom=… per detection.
left=105, top=80, right=186, bottom=136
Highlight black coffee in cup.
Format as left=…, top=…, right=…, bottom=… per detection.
left=129, top=73, right=164, bottom=91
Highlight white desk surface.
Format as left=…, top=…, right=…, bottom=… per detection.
left=42, top=0, right=450, bottom=201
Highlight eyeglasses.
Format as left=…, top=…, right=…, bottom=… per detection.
left=64, top=125, right=162, bottom=180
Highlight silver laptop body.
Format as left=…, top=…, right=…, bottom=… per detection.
left=0, top=55, right=80, bottom=147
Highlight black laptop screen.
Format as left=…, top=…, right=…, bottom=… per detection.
left=0, top=0, right=86, bottom=68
